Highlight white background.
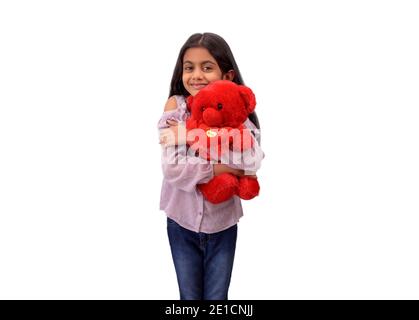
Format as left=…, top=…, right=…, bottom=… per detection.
left=1, top=0, right=418, bottom=299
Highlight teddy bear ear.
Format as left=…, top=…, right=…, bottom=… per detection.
left=239, top=85, right=256, bottom=114
left=186, top=95, right=194, bottom=111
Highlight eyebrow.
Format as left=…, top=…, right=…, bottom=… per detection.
left=183, top=60, right=216, bottom=65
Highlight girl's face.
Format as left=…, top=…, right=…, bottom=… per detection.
left=182, top=47, right=234, bottom=96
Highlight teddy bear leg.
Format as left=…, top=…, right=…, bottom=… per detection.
left=198, top=173, right=239, bottom=204
left=237, top=177, right=260, bottom=200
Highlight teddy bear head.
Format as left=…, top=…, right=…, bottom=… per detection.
left=186, top=80, right=256, bottom=129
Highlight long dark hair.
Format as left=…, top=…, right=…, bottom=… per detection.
left=169, top=33, right=260, bottom=131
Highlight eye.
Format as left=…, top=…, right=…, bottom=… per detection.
left=217, top=103, right=223, bottom=110
left=201, top=106, right=205, bottom=112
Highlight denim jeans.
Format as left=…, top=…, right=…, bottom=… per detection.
left=167, top=217, right=237, bottom=300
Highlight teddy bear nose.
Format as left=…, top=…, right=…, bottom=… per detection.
left=203, top=108, right=223, bottom=127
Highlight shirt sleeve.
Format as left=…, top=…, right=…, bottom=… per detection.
left=161, top=145, right=214, bottom=192
left=157, top=96, right=189, bottom=129
left=158, top=102, right=214, bottom=192
left=228, top=119, right=265, bottom=173
left=158, top=110, right=185, bottom=129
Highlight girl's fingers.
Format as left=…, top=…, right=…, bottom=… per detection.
left=159, top=123, right=186, bottom=146
left=159, top=129, right=175, bottom=146
left=159, top=129, right=169, bottom=145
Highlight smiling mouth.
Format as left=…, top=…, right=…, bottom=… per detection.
left=191, top=84, right=207, bottom=89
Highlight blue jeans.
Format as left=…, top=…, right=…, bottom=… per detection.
left=167, top=218, right=237, bottom=300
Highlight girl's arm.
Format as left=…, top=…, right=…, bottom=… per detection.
left=159, top=121, right=186, bottom=146
left=159, top=97, right=187, bottom=146
left=162, top=150, right=245, bottom=192
left=161, top=120, right=263, bottom=175
left=162, top=164, right=213, bottom=192
left=227, top=119, right=264, bottom=174
left=213, top=164, right=244, bottom=177
left=159, top=97, right=212, bottom=192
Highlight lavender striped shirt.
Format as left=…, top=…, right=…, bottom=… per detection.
left=158, top=95, right=264, bottom=233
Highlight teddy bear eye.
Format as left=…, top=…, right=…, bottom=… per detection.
left=217, top=103, right=223, bottom=110
left=201, top=106, right=205, bottom=112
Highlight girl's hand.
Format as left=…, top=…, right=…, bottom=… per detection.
left=213, top=165, right=258, bottom=178
left=213, top=164, right=245, bottom=177
left=159, top=120, right=187, bottom=146
left=244, top=170, right=258, bottom=179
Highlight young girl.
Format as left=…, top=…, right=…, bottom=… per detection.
left=158, top=33, right=264, bottom=300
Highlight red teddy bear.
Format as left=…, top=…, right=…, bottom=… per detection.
left=186, top=80, right=260, bottom=204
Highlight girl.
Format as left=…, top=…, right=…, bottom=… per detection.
left=158, top=33, right=264, bottom=300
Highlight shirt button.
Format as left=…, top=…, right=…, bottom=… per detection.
left=199, top=212, right=202, bottom=215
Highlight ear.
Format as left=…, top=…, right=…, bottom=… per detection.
left=222, top=70, right=235, bottom=81
left=239, top=85, right=256, bottom=114
left=186, top=95, right=194, bottom=111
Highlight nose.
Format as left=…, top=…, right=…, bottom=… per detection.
left=192, top=68, right=203, bottom=79
left=203, top=108, right=223, bottom=127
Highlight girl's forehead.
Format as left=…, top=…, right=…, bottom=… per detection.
left=183, top=47, right=217, bottom=63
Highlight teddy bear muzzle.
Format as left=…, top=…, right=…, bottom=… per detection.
left=202, top=108, right=223, bottom=127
